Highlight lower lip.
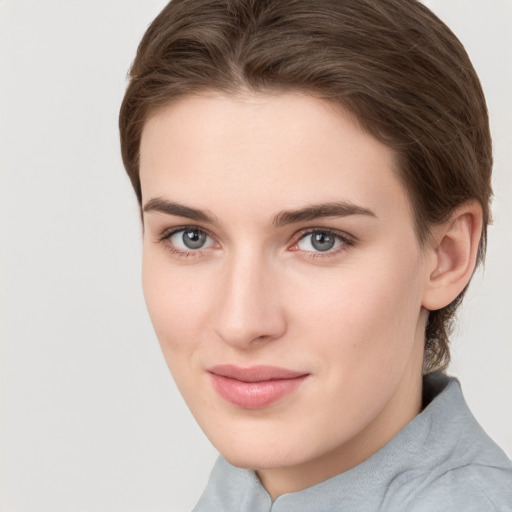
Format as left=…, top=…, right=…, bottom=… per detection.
left=209, top=374, right=307, bottom=409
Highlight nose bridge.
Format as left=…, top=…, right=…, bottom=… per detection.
left=214, top=246, right=286, bottom=348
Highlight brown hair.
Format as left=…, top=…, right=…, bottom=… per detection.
left=119, top=0, right=492, bottom=372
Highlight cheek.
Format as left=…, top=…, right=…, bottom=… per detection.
left=290, top=252, right=424, bottom=367
left=141, top=252, right=213, bottom=359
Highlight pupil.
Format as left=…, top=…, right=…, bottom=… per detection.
left=182, top=230, right=206, bottom=249
left=311, top=232, right=335, bottom=252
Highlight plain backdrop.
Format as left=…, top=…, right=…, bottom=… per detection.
left=0, top=1, right=511, bottom=511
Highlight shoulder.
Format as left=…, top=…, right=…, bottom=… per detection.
left=394, top=374, right=512, bottom=511
left=404, top=463, right=512, bottom=512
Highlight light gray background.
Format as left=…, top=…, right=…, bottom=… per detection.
left=0, top=1, right=510, bottom=511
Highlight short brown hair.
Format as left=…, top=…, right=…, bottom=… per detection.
left=119, top=0, right=492, bottom=372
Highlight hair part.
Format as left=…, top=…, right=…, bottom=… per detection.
left=119, top=0, right=493, bottom=373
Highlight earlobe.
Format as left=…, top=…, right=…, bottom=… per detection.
left=422, top=201, right=483, bottom=311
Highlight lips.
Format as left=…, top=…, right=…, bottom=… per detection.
left=208, top=364, right=309, bottom=409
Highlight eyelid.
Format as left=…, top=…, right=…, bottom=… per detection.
left=288, top=227, right=356, bottom=256
left=292, top=227, right=354, bottom=244
left=158, top=224, right=215, bottom=242
left=155, top=224, right=355, bottom=259
left=157, top=224, right=220, bottom=257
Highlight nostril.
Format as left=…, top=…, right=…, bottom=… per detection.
left=254, top=334, right=271, bottom=343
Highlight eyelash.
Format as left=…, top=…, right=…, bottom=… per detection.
left=157, top=226, right=355, bottom=260
left=158, top=225, right=217, bottom=259
left=292, top=228, right=355, bottom=260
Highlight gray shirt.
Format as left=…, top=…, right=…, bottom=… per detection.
left=193, top=372, right=512, bottom=511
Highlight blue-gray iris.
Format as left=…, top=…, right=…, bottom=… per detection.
left=311, top=232, right=335, bottom=251
left=183, top=229, right=207, bottom=249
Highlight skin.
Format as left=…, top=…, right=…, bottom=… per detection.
left=138, top=91, right=475, bottom=499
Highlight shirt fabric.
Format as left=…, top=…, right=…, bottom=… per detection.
left=192, top=372, right=512, bottom=511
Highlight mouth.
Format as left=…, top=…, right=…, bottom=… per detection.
left=207, top=364, right=309, bottom=409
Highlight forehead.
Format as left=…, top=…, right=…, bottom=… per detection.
left=139, top=92, right=412, bottom=224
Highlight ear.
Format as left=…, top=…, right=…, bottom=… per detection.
left=422, top=201, right=483, bottom=311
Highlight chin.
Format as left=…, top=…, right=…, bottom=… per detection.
left=221, top=447, right=303, bottom=471
left=207, top=424, right=314, bottom=471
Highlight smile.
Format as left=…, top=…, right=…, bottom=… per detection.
left=208, top=365, right=309, bottom=409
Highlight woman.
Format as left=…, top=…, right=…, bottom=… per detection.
left=119, top=0, right=512, bottom=509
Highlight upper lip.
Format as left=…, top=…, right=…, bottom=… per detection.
left=208, top=364, right=309, bottom=382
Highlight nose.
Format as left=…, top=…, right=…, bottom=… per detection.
left=213, top=252, right=287, bottom=349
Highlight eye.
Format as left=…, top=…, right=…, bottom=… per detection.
left=296, top=230, right=346, bottom=253
left=168, top=228, right=215, bottom=251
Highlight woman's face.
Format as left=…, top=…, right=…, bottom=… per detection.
left=139, top=92, right=432, bottom=495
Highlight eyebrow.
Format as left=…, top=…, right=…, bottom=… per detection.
left=271, top=201, right=377, bottom=226
left=143, top=197, right=376, bottom=226
left=143, top=197, right=218, bottom=224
